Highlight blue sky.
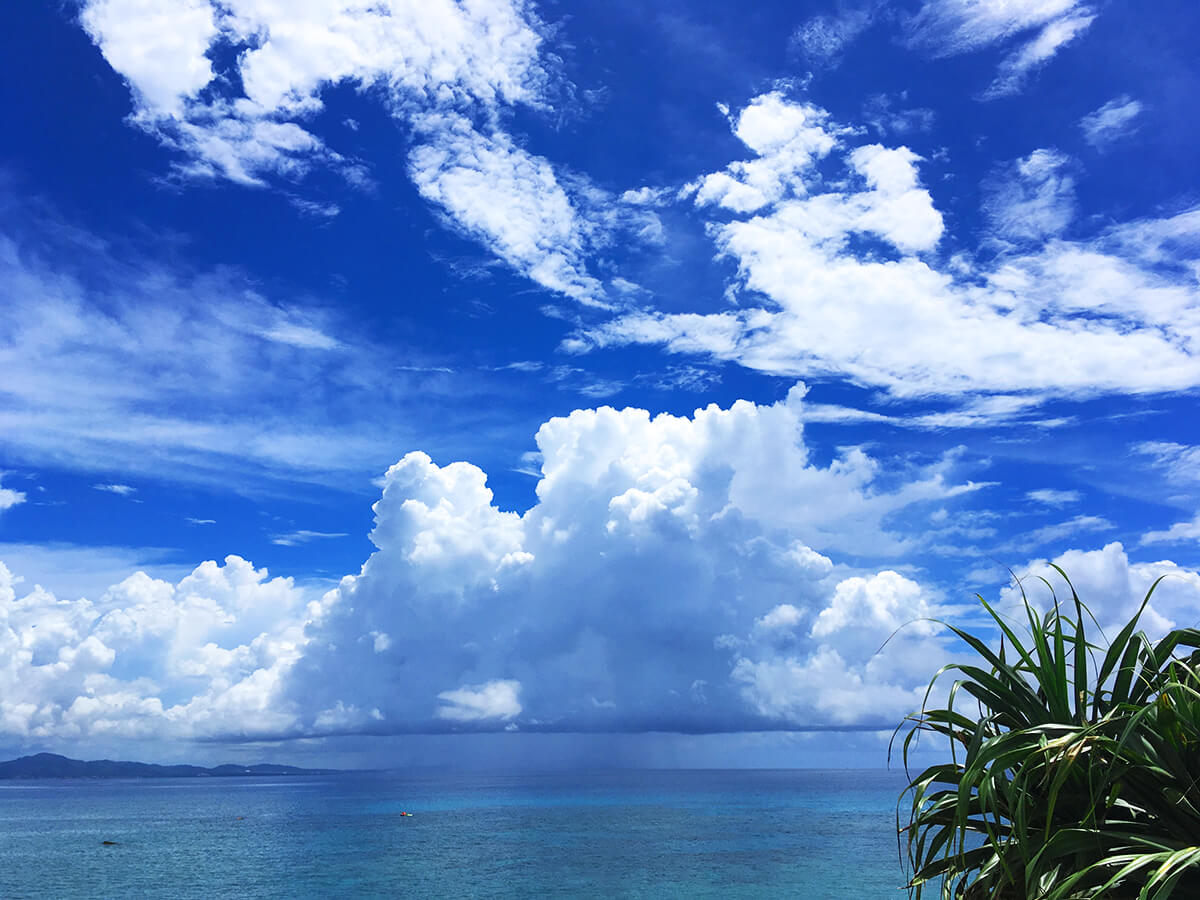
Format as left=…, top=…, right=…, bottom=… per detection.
left=1, top=0, right=1199, bottom=768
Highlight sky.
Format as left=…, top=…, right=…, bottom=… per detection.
left=0, top=0, right=1199, bottom=770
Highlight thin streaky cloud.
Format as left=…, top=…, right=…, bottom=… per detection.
left=1080, top=96, right=1143, bottom=148
left=92, top=483, right=137, bottom=496
left=271, top=530, right=350, bottom=547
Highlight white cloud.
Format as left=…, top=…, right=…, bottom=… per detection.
left=582, top=94, right=1200, bottom=407
left=1008, top=542, right=1200, bottom=636
left=754, top=603, right=806, bottom=632
left=732, top=570, right=944, bottom=726
left=1027, top=489, right=1081, bottom=506
left=906, top=0, right=1086, bottom=52
left=689, top=92, right=840, bottom=214
left=93, top=483, right=137, bottom=496
left=408, top=113, right=603, bottom=304
left=862, top=93, right=936, bottom=136
left=436, top=680, right=522, bottom=722
left=79, top=0, right=549, bottom=183
left=5, top=401, right=1195, bottom=745
left=620, top=187, right=669, bottom=206
left=984, top=148, right=1075, bottom=241
left=0, top=211, right=531, bottom=488
left=80, top=0, right=220, bottom=117
left=905, top=1, right=1095, bottom=97
left=1080, top=96, right=1143, bottom=148
left=0, top=555, right=312, bottom=741
left=981, top=10, right=1095, bottom=99
left=1021, top=514, right=1113, bottom=547
left=76, top=0, right=621, bottom=305
left=0, top=477, right=25, bottom=513
left=1141, top=515, right=1200, bottom=547
left=1136, top=442, right=1200, bottom=484
left=271, top=531, right=348, bottom=547
left=790, top=2, right=881, bottom=68
left=281, top=388, right=974, bottom=736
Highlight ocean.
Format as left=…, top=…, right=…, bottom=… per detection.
left=0, top=769, right=912, bottom=898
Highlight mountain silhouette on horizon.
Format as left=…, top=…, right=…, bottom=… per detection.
left=0, top=752, right=340, bottom=779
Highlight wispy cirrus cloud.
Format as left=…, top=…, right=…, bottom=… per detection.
left=790, top=1, right=883, bottom=69
left=1018, top=514, right=1114, bottom=550
left=1135, top=442, right=1200, bottom=484
left=1081, top=96, right=1144, bottom=148
left=92, top=483, right=137, bottom=496
left=983, top=148, right=1075, bottom=242
left=1027, top=489, right=1081, bottom=507
left=0, top=197, right=545, bottom=491
left=904, top=0, right=1095, bottom=98
left=979, top=9, right=1094, bottom=99
left=271, top=530, right=348, bottom=547
left=408, top=112, right=604, bottom=305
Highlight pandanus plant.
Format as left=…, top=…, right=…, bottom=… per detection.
left=895, top=566, right=1200, bottom=899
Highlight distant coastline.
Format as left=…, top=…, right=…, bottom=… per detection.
left=0, top=752, right=340, bottom=779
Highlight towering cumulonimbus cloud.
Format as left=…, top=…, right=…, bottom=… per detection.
left=0, top=388, right=980, bottom=742
left=4, top=391, right=1200, bottom=745
left=282, top=385, right=982, bottom=735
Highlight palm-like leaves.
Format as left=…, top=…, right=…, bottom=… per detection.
left=895, top=567, right=1200, bottom=899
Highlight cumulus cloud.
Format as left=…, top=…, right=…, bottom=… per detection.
left=12, top=394, right=1198, bottom=745
left=76, top=0, right=622, bottom=304
left=1009, top=542, right=1200, bottom=637
left=689, top=92, right=846, bottom=214
left=581, top=93, right=1200, bottom=407
left=437, top=680, right=522, bottom=722
left=79, top=0, right=548, bottom=183
left=1080, top=96, right=1143, bottom=148
left=905, top=0, right=1095, bottom=98
left=733, top=570, right=944, bottom=725
left=0, top=390, right=986, bottom=743
left=1141, top=516, right=1200, bottom=547
left=0, top=477, right=25, bottom=513
left=284, top=388, right=979, bottom=736
left=0, top=556, right=312, bottom=741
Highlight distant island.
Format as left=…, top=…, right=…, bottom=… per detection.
left=0, top=752, right=340, bottom=779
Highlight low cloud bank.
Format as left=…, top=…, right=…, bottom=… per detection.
left=2, top=392, right=1198, bottom=745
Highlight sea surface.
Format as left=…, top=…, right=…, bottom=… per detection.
left=0, top=769, right=912, bottom=898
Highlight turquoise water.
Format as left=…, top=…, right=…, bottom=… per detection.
left=0, top=769, right=911, bottom=898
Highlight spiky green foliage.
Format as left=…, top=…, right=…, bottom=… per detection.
left=895, top=566, right=1200, bottom=899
